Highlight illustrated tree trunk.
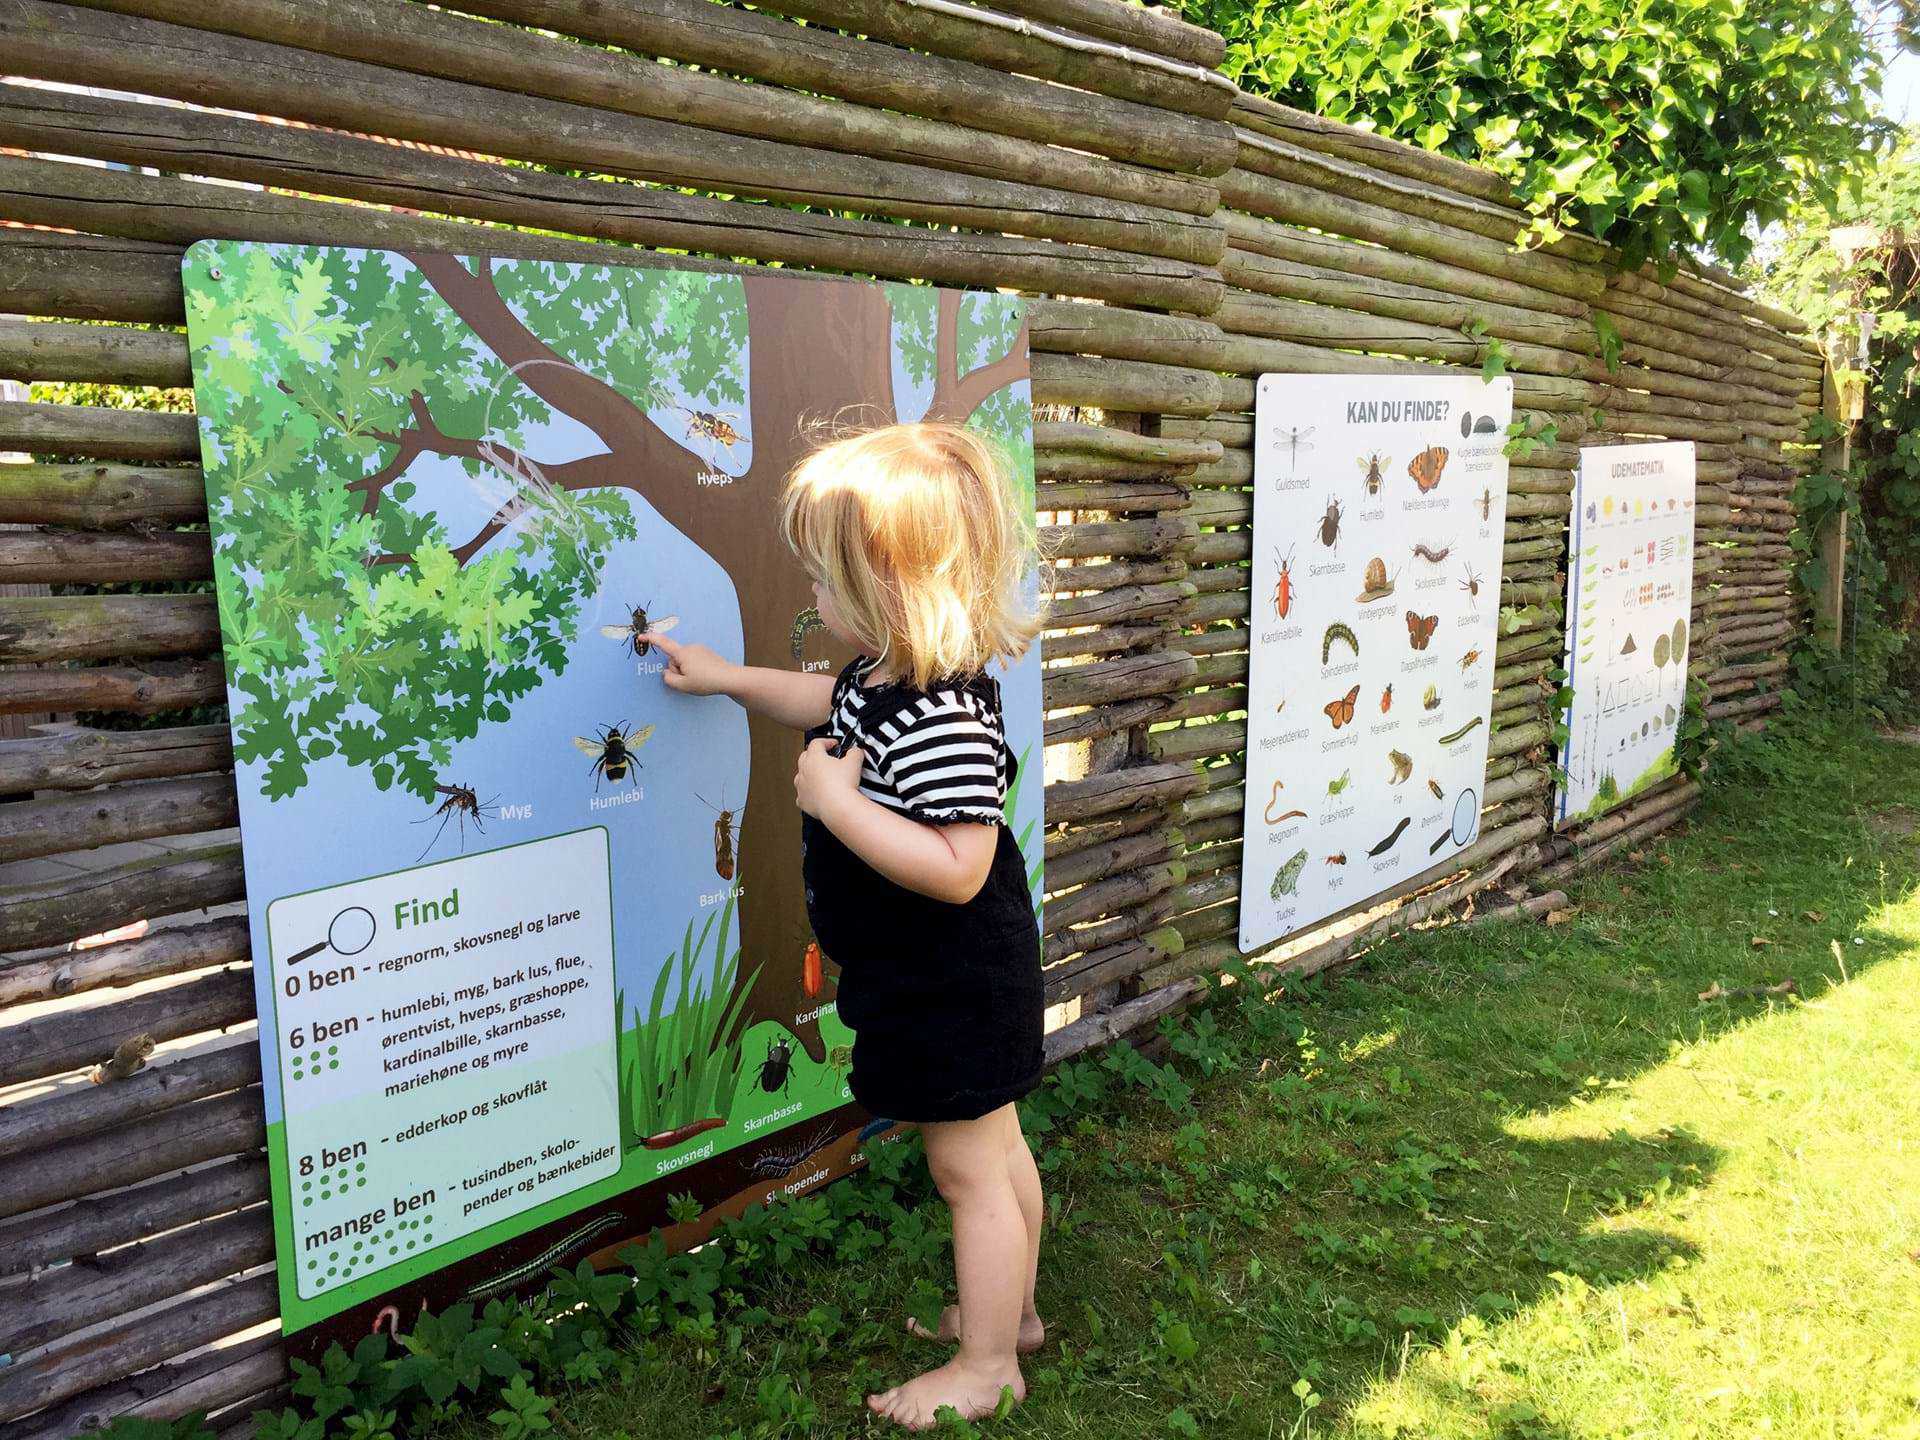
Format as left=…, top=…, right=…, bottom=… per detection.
left=400, top=255, right=1026, bottom=1060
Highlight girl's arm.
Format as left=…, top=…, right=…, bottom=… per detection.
left=652, top=634, right=835, bottom=729
left=795, top=738, right=997, bottom=903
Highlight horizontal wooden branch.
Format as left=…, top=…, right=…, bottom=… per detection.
left=0, top=966, right=255, bottom=1091
left=0, top=1082, right=265, bottom=1224
left=0, top=400, right=198, bottom=462
left=0, top=70, right=1224, bottom=269
left=0, top=723, right=230, bottom=795
left=0, top=1150, right=267, bottom=1276
left=0, top=659, right=227, bottom=718
left=0, top=461, right=208, bottom=528
left=0, top=316, right=188, bottom=387
left=1045, top=760, right=1202, bottom=824
left=0, top=1041, right=259, bottom=1167
left=0, top=914, right=249, bottom=1012
left=0, top=229, right=185, bottom=324
left=0, top=1277, right=280, bottom=1431
left=0, top=1203, right=272, bottom=1357
left=1033, top=420, right=1220, bottom=466
left=0, top=841, right=244, bottom=958
left=1031, top=353, right=1224, bottom=415
left=0, top=773, right=238, bottom=864
left=1044, top=649, right=1197, bottom=710
left=0, top=526, right=212, bottom=584
left=0, top=594, right=217, bottom=664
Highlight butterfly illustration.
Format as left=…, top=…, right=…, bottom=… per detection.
left=1408, top=446, right=1449, bottom=494
left=1323, top=684, right=1361, bottom=729
left=1406, top=611, right=1439, bottom=651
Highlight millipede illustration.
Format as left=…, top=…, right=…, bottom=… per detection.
left=1437, top=716, right=1484, bottom=745
left=748, top=1122, right=837, bottom=1179
left=1321, top=621, right=1359, bottom=664
left=458, top=1212, right=628, bottom=1302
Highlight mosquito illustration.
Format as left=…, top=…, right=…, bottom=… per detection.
left=1272, top=424, right=1315, bottom=483
left=413, top=782, right=500, bottom=862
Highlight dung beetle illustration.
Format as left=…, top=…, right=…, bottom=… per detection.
left=756, top=1035, right=795, bottom=1097
left=1314, top=495, right=1344, bottom=551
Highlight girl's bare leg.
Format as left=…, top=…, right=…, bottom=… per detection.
left=870, top=1107, right=1029, bottom=1430
left=908, top=1107, right=1045, bottom=1349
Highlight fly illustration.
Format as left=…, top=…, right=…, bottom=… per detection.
left=600, top=602, right=679, bottom=658
left=573, top=722, right=655, bottom=791
left=413, top=782, right=499, bottom=862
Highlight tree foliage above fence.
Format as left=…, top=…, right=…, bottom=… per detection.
left=1184, top=0, right=1897, bottom=266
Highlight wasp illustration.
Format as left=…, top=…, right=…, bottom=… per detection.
left=1272, top=546, right=1296, bottom=620
left=698, top=791, right=736, bottom=881
left=413, top=782, right=498, bottom=862
left=573, top=722, right=655, bottom=791
left=1357, top=450, right=1389, bottom=497
left=680, top=406, right=742, bottom=466
left=756, top=1035, right=796, bottom=1097
left=600, top=602, right=679, bottom=658
left=1314, top=495, right=1344, bottom=551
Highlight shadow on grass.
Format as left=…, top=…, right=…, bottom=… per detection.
left=548, top=720, right=1919, bottom=1439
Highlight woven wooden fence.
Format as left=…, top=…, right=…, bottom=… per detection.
left=0, top=1, right=1820, bottom=1434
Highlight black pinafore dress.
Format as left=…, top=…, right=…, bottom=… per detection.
left=800, top=665, right=1043, bottom=1123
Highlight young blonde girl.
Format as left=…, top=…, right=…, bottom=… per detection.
left=649, top=422, right=1047, bottom=1429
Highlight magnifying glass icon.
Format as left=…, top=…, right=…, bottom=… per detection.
left=1429, top=787, right=1481, bottom=855
left=287, top=906, right=377, bottom=966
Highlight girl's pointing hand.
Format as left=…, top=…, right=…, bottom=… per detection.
left=796, top=737, right=864, bottom=819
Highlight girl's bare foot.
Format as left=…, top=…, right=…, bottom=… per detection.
left=868, top=1356, right=1025, bottom=1431
left=905, top=1304, right=1046, bottom=1353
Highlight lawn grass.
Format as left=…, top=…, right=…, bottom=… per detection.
left=560, top=719, right=1920, bottom=1440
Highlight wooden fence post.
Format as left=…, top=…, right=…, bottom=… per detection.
left=1813, top=331, right=1852, bottom=649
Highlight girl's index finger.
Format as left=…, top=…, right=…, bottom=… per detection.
left=647, top=632, right=682, bottom=659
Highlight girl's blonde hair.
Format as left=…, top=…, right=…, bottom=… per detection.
left=781, top=421, right=1042, bottom=688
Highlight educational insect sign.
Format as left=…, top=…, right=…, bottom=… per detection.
left=1555, top=442, right=1696, bottom=826
left=181, top=243, right=1040, bottom=1349
left=1239, top=374, right=1512, bottom=954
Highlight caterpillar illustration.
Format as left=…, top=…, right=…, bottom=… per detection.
left=1321, top=621, right=1359, bottom=664
left=1411, top=543, right=1453, bottom=564
left=790, top=606, right=826, bottom=660
left=458, top=1212, right=628, bottom=1303
left=1437, top=716, right=1485, bottom=745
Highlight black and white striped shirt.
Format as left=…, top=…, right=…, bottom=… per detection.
left=827, top=658, right=1008, bottom=827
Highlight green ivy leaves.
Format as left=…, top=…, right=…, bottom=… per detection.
left=1182, top=0, right=1891, bottom=267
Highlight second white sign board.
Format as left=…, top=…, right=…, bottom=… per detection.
left=1555, top=441, right=1697, bottom=826
left=1240, top=374, right=1513, bottom=955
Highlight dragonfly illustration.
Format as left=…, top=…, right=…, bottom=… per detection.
left=1272, top=423, right=1315, bottom=482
